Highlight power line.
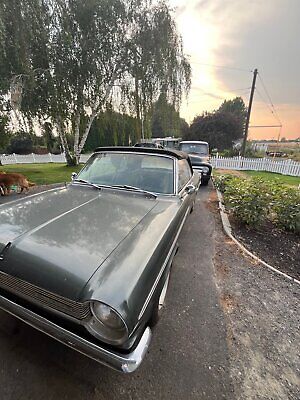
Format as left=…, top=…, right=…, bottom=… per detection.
left=191, top=86, right=251, bottom=92
left=256, top=88, right=282, bottom=126
left=257, top=73, right=282, bottom=125
left=249, top=125, right=282, bottom=128
left=189, top=60, right=252, bottom=73
left=187, top=90, right=250, bottom=104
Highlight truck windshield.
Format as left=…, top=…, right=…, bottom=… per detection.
left=180, top=143, right=209, bottom=155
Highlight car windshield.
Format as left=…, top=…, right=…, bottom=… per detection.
left=76, top=152, right=174, bottom=194
left=180, top=143, right=208, bottom=155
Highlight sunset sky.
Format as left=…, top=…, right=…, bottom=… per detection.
left=170, top=0, right=300, bottom=140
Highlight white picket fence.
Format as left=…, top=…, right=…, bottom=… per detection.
left=211, top=156, right=300, bottom=177
left=1, top=152, right=300, bottom=177
left=0, top=153, right=92, bottom=165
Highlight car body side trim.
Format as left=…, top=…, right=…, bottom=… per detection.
left=0, top=294, right=152, bottom=373
left=138, top=205, right=191, bottom=320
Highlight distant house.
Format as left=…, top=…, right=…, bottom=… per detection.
left=250, top=141, right=269, bottom=152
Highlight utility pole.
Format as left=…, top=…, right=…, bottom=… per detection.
left=241, top=68, right=258, bottom=157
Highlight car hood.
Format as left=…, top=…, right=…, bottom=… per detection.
left=188, top=153, right=210, bottom=165
left=0, top=185, right=157, bottom=299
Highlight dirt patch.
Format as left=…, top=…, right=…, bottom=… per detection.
left=205, top=189, right=219, bottom=215
left=219, top=293, right=237, bottom=314
left=231, top=218, right=300, bottom=281
left=215, top=169, right=247, bottom=179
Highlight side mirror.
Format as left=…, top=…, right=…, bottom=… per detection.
left=71, top=172, right=77, bottom=180
left=185, top=184, right=196, bottom=194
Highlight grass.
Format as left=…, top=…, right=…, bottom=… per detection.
left=1, top=163, right=299, bottom=187
left=243, top=171, right=300, bottom=186
left=0, top=163, right=83, bottom=185
left=214, top=169, right=300, bottom=187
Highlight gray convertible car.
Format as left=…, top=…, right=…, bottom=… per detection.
left=0, top=147, right=199, bottom=373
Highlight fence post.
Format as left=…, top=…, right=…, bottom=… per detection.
left=32, top=153, right=36, bottom=163
left=284, top=159, right=292, bottom=175
left=49, top=153, right=53, bottom=162
left=238, top=155, right=242, bottom=169
left=13, top=153, right=17, bottom=163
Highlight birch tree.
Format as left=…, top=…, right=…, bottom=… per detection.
left=126, top=1, right=191, bottom=140
left=0, top=0, right=191, bottom=165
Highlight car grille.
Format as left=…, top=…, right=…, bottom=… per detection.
left=0, top=271, right=90, bottom=320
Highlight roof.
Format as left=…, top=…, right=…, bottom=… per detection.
left=153, top=137, right=181, bottom=141
left=179, top=141, right=209, bottom=145
left=94, top=146, right=188, bottom=160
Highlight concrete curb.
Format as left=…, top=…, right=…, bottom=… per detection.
left=215, top=187, right=300, bottom=286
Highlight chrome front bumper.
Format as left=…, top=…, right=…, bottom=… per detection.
left=0, top=294, right=152, bottom=373
left=193, top=166, right=206, bottom=174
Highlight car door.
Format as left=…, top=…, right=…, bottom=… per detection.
left=177, top=158, right=195, bottom=227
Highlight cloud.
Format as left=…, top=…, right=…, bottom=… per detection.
left=175, top=0, right=300, bottom=138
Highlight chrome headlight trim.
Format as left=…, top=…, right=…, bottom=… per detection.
left=201, top=166, right=210, bottom=174
left=85, top=301, right=128, bottom=345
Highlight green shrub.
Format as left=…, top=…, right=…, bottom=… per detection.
left=213, top=174, right=238, bottom=193
left=215, top=174, right=300, bottom=233
left=273, top=187, right=300, bottom=234
left=224, top=178, right=275, bottom=227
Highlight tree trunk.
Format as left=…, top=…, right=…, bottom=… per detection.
left=76, top=112, right=97, bottom=160
left=73, top=112, right=80, bottom=155
left=73, top=75, right=117, bottom=162
left=56, top=117, right=75, bottom=166
left=134, top=77, right=141, bottom=142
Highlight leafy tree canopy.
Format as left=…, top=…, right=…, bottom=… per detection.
left=185, top=97, right=247, bottom=150
left=0, top=115, right=11, bottom=152
left=0, top=0, right=191, bottom=165
left=151, top=93, right=188, bottom=138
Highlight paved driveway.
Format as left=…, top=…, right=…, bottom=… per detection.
left=0, top=185, right=233, bottom=399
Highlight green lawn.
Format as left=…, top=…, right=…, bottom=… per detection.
left=213, top=169, right=300, bottom=187
left=0, top=163, right=83, bottom=185
left=2, top=163, right=300, bottom=187
left=243, top=170, right=300, bottom=187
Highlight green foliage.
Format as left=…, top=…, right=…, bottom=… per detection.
left=213, top=174, right=237, bottom=193
left=217, top=174, right=300, bottom=234
left=127, top=2, right=191, bottom=140
left=218, top=97, right=247, bottom=127
left=273, top=187, right=300, bottom=233
left=7, top=132, right=33, bottom=154
left=185, top=97, right=247, bottom=150
left=219, top=148, right=240, bottom=157
left=151, top=93, right=187, bottom=138
left=0, top=114, right=11, bottom=151
left=84, top=110, right=138, bottom=150
left=0, top=0, right=191, bottom=164
left=224, top=177, right=275, bottom=226
left=42, top=122, right=56, bottom=152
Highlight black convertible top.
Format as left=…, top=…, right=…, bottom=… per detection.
left=94, top=146, right=188, bottom=160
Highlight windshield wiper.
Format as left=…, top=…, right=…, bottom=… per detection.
left=73, top=180, right=157, bottom=198
left=73, top=179, right=102, bottom=190
left=109, top=184, right=157, bottom=199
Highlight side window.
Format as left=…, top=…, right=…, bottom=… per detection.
left=178, top=159, right=192, bottom=191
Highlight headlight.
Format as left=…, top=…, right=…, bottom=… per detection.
left=85, top=302, right=128, bottom=345
left=201, top=166, right=210, bottom=174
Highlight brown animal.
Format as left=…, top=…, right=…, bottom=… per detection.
left=0, top=173, right=35, bottom=195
